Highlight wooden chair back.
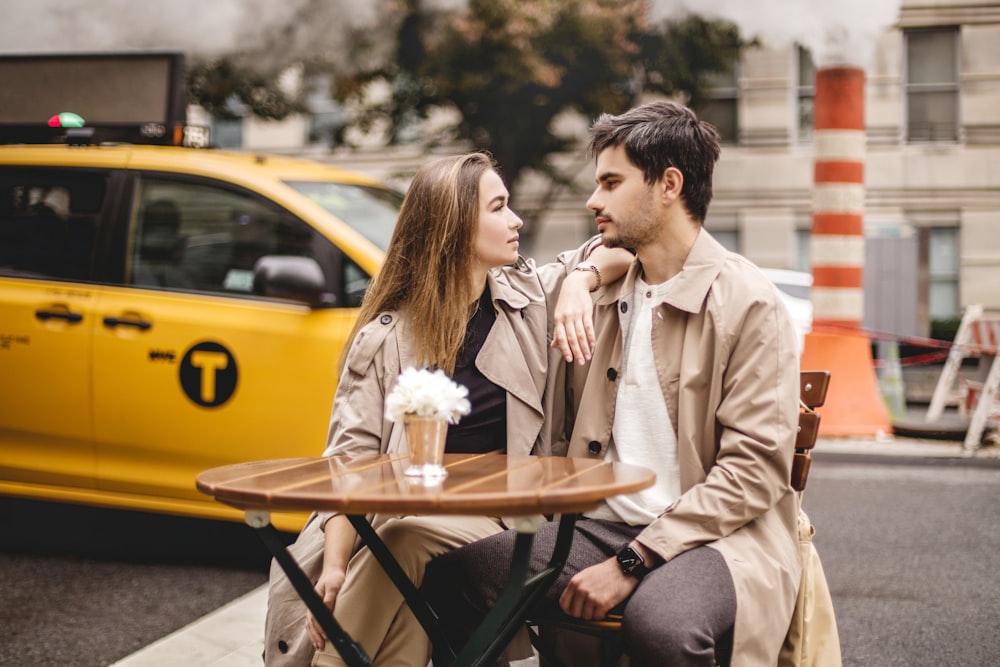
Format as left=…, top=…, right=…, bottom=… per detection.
left=792, top=370, right=830, bottom=492
left=527, top=369, right=832, bottom=667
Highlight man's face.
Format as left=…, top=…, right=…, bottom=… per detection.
left=585, top=145, right=660, bottom=250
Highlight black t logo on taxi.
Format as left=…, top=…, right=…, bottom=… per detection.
left=179, top=342, right=238, bottom=407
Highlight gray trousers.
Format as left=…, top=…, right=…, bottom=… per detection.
left=422, top=518, right=736, bottom=667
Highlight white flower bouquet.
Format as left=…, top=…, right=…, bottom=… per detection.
left=385, top=367, right=471, bottom=424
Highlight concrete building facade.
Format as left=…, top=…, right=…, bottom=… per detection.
left=220, top=0, right=1000, bottom=340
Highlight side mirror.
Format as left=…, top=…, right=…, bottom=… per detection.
left=252, top=256, right=335, bottom=308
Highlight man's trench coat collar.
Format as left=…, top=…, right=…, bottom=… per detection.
left=594, top=228, right=727, bottom=313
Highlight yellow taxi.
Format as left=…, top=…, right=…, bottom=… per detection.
left=0, top=140, right=399, bottom=530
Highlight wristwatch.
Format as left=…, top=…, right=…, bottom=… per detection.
left=616, top=544, right=650, bottom=580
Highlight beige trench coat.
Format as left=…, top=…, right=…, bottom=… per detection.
left=325, top=256, right=574, bottom=465
left=264, top=256, right=578, bottom=665
left=546, top=229, right=802, bottom=667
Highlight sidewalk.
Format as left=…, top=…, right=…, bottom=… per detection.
left=110, top=433, right=997, bottom=667
left=109, top=586, right=268, bottom=667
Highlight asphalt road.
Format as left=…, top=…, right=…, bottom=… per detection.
left=0, top=497, right=288, bottom=667
left=803, top=451, right=1000, bottom=667
left=2, top=451, right=999, bottom=667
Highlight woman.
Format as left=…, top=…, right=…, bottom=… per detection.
left=264, top=152, right=631, bottom=667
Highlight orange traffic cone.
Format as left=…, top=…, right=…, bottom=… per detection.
left=801, top=330, right=891, bottom=436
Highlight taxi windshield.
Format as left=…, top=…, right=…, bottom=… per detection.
left=285, top=180, right=401, bottom=251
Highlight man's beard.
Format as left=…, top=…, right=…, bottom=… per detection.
left=601, top=229, right=624, bottom=248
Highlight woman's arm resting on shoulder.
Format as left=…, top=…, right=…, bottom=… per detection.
left=552, top=244, right=632, bottom=364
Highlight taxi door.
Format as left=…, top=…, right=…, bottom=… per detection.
left=90, top=175, right=364, bottom=510
left=0, top=167, right=116, bottom=493
left=0, top=281, right=96, bottom=490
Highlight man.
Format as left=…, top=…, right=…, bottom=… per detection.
left=422, top=101, right=802, bottom=666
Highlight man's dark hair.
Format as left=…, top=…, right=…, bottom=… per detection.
left=589, top=101, right=721, bottom=222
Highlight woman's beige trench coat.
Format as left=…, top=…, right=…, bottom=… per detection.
left=323, top=260, right=570, bottom=464
left=263, top=255, right=577, bottom=665
left=547, top=229, right=803, bottom=667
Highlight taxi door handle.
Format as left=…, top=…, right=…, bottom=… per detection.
left=35, top=309, right=84, bottom=324
left=102, top=316, right=152, bottom=331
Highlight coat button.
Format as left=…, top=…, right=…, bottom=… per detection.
left=380, top=314, right=392, bottom=325
left=607, top=368, right=617, bottom=381
left=620, top=302, right=628, bottom=314
left=588, top=440, right=602, bottom=455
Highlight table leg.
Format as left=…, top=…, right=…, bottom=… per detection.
left=447, top=513, right=580, bottom=667
left=345, top=514, right=457, bottom=663
left=245, top=510, right=372, bottom=667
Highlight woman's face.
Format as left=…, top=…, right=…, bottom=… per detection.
left=472, top=169, right=523, bottom=270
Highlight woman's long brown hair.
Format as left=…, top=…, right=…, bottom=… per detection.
left=340, top=152, right=495, bottom=375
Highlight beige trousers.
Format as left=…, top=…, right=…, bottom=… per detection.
left=311, top=514, right=504, bottom=667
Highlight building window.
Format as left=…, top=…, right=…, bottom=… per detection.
left=710, top=228, right=740, bottom=253
left=795, top=228, right=811, bottom=273
left=698, top=66, right=739, bottom=144
left=210, top=96, right=247, bottom=149
left=928, top=227, right=960, bottom=320
left=304, top=73, right=345, bottom=147
left=211, top=118, right=244, bottom=149
left=905, top=27, right=960, bottom=142
left=796, top=46, right=816, bottom=143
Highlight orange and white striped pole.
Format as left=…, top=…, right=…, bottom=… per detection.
left=800, top=66, right=892, bottom=436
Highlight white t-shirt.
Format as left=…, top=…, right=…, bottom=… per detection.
left=585, top=274, right=681, bottom=525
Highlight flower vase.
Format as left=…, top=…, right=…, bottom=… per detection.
left=403, top=414, right=448, bottom=482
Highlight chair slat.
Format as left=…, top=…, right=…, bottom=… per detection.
left=796, top=412, right=821, bottom=451
left=800, top=370, right=831, bottom=409
left=791, top=452, right=812, bottom=492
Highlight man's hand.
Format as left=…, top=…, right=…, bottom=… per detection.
left=552, top=270, right=598, bottom=364
left=559, top=557, right=640, bottom=620
left=305, top=567, right=347, bottom=650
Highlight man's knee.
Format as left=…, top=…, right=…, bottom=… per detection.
left=423, top=529, right=513, bottom=613
left=619, top=547, right=735, bottom=666
left=621, top=611, right=714, bottom=665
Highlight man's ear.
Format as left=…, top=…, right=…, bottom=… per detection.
left=660, top=167, right=683, bottom=203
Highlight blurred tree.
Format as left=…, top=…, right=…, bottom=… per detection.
left=187, top=0, right=746, bottom=226
left=189, top=58, right=306, bottom=120
left=330, top=0, right=745, bottom=224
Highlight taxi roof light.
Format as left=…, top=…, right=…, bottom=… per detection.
left=47, top=111, right=87, bottom=129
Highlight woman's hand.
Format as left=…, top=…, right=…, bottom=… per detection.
left=305, top=566, right=348, bottom=650
left=305, top=514, right=355, bottom=650
left=552, top=270, right=597, bottom=364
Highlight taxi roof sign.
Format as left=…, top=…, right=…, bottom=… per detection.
left=0, top=52, right=202, bottom=146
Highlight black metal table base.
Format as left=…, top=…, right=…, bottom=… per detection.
left=247, top=510, right=579, bottom=667
left=247, top=510, right=371, bottom=667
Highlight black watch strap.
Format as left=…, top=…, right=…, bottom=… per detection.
left=616, top=545, right=650, bottom=580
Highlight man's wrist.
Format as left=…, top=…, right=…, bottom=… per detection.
left=616, top=543, right=651, bottom=580
left=630, top=541, right=661, bottom=568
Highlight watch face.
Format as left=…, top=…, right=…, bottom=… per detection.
left=617, top=546, right=642, bottom=572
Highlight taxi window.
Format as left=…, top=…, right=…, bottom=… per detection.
left=284, top=181, right=400, bottom=251
left=131, top=177, right=371, bottom=307
left=0, top=168, right=106, bottom=281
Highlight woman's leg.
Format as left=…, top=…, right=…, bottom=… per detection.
left=312, top=514, right=503, bottom=667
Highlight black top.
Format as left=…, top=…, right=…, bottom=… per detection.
left=445, top=287, right=507, bottom=454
